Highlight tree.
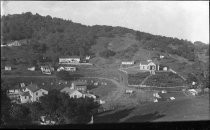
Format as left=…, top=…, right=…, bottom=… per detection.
left=1, top=88, right=12, bottom=126
left=9, top=104, right=32, bottom=125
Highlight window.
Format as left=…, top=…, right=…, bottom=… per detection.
left=42, top=92, right=45, bottom=95
left=74, top=95, right=77, bottom=98
left=25, top=96, right=27, bottom=99
left=36, top=92, right=38, bottom=96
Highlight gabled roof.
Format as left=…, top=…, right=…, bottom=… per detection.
left=26, top=84, right=40, bottom=93
left=60, top=56, right=80, bottom=59
left=60, top=87, right=81, bottom=95
left=140, top=61, right=150, bottom=65
left=20, top=91, right=31, bottom=97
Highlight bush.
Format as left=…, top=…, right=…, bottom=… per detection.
left=99, top=49, right=116, bottom=58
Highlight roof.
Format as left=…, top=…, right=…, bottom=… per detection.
left=9, top=84, right=20, bottom=90
left=20, top=91, right=30, bottom=97
left=60, top=87, right=81, bottom=95
left=60, top=56, right=80, bottom=59
left=140, top=61, right=150, bottom=65
left=26, top=84, right=40, bottom=92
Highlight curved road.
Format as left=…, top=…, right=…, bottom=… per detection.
left=2, top=74, right=128, bottom=109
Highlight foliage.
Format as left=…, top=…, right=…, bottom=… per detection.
left=144, top=72, right=186, bottom=87
left=38, top=89, right=100, bottom=124
left=99, top=49, right=116, bottom=58
left=1, top=88, right=12, bottom=125
left=9, top=104, right=32, bottom=125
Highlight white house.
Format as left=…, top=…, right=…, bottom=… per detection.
left=41, top=66, right=54, bottom=75
left=20, top=83, right=26, bottom=88
left=121, top=61, right=134, bottom=65
left=5, top=66, right=12, bottom=71
left=59, top=56, right=81, bottom=64
left=188, top=89, right=198, bottom=96
left=84, top=93, right=97, bottom=99
left=160, top=55, right=165, bottom=59
left=20, top=91, right=31, bottom=103
left=21, top=84, right=48, bottom=103
left=7, top=41, right=21, bottom=47
left=125, top=89, right=134, bottom=94
left=153, top=92, right=161, bottom=98
left=71, top=81, right=87, bottom=92
left=28, top=66, right=35, bottom=71
left=139, top=60, right=158, bottom=74
left=60, top=87, right=83, bottom=98
left=85, top=56, right=90, bottom=60
left=7, top=85, right=21, bottom=102
left=57, top=66, right=76, bottom=72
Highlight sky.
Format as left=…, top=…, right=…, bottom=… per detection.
left=1, top=1, right=209, bottom=44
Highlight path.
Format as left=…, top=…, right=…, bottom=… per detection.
left=140, top=74, right=152, bottom=85
left=1, top=75, right=56, bottom=78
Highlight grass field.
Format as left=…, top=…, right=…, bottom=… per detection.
left=94, top=94, right=209, bottom=123
left=128, top=72, right=150, bottom=85
left=144, top=72, right=186, bottom=87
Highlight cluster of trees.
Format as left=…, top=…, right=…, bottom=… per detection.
left=99, top=49, right=116, bottom=58
left=1, top=12, right=136, bottom=67
left=2, top=12, right=205, bottom=64
left=1, top=80, right=100, bottom=126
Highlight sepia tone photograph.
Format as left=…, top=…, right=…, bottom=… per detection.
left=1, top=1, right=209, bottom=128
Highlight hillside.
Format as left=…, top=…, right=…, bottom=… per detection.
left=1, top=12, right=209, bottom=88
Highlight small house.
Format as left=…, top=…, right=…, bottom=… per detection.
left=153, top=98, right=158, bottom=103
left=5, top=66, right=11, bottom=71
left=40, top=66, right=54, bottom=75
left=170, top=97, right=175, bottom=100
left=160, top=55, right=165, bottom=59
left=125, top=89, right=134, bottom=94
left=19, top=91, right=31, bottom=103
left=188, top=89, right=198, bottom=96
left=28, top=66, right=35, bottom=71
left=60, top=87, right=83, bottom=98
left=153, top=92, right=161, bottom=98
left=71, top=81, right=87, bottom=92
left=57, top=66, right=76, bottom=72
left=21, top=83, right=48, bottom=103
left=139, top=60, right=158, bottom=74
left=20, top=82, right=26, bottom=88
left=159, top=65, right=169, bottom=71
left=121, top=61, right=134, bottom=65
left=85, top=93, right=97, bottom=99
left=59, top=56, right=81, bottom=64
left=7, top=85, right=21, bottom=101
left=7, top=41, right=21, bottom=47
left=85, top=56, right=90, bottom=60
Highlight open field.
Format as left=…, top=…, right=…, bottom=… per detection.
left=144, top=72, right=186, bottom=87
left=94, top=94, right=209, bottom=123
left=128, top=72, right=150, bottom=85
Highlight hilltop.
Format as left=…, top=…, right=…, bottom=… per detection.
left=1, top=12, right=209, bottom=88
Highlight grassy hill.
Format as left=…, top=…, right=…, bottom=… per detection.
left=1, top=12, right=209, bottom=88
